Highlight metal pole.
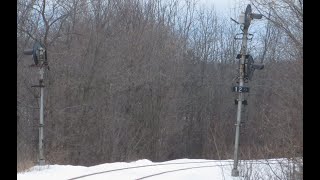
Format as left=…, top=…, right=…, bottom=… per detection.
left=231, top=28, right=248, bottom=177
left=39, top=55, right=45, bottom=165
left=24, top=43, right=47, bottom=166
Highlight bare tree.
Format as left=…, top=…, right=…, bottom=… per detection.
left=18, top=1, right=302, bottom=176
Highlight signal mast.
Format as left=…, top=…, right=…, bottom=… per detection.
left=23, top=41, right=48, bottom=165
left=230, top=4, right=264, bottom=177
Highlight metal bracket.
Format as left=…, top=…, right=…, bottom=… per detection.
left=235, top=99, right=248, bottom=105
left=234, top=33, right=254, bottom=40
left=234, top=33, right=243, bottom=40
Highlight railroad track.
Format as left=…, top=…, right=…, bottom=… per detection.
left=67, top=159, right=284, bottom=180
left=135, top=164, right=232, bottom=180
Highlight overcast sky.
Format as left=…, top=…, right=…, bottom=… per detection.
left=199, top=0, right=234, bottom=9
left=198, top=0, right=252, bottom=15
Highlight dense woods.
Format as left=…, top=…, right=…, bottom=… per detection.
left=17, top=0, right=302, bottom=174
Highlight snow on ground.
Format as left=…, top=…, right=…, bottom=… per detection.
left=17, top=158, right=302, bottom=180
